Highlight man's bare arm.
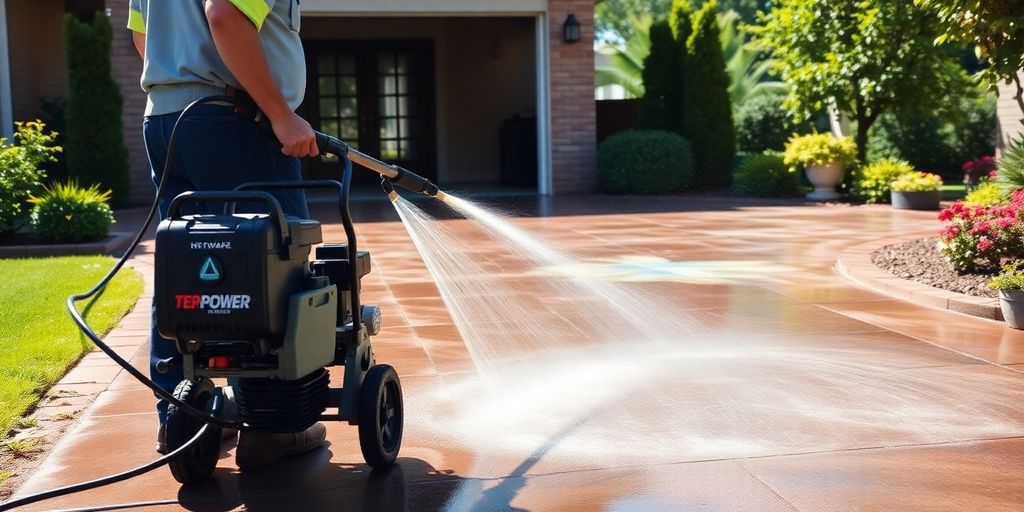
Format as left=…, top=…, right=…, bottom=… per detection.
left=132, top=30, right=145, bottom=59
left=205, top=0, right=317, bottom=157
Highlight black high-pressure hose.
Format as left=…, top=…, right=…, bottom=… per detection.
left=0, top=96, right=256, bottom=511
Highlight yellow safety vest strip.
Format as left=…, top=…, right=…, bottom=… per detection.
left=127, top=8, right=145, bottom=33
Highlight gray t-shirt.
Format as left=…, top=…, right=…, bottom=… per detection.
left=128, top=0, right=305, bottom=116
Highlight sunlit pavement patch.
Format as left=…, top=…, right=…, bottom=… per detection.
left=536, top=256, right=800, bottom=284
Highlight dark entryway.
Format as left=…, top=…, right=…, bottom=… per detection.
left=300, top=40, right=436, bottom=184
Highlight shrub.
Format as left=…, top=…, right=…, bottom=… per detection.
left=996, top=136, right=1024, bottom=194
left=65, top=13, right=130, bottom=207
left=0, top=121, right=61, bottom=234
left=867, top=94, right=996, bottom=179
left=684, top=0, right=735, bottom=187
left=784, top=133, right=858, bottom=169
left=963, top=155, right=997, bottom=187
left=597, top=131, right=695, bottom=194
left=732, top=151, right=801, bottom=197
left=849, top=158, right=914, bottom=204
left=938, top=191, right=1024, bottom=272
left=29, top=181, right=114, bottom=242
left=990, top=261, right=1024, bottom=292
left=964, top=181, right=1007, bottom=207
left=735, top=93, right=807, bottom=153
left=639, top=20, right=685, bottom=133
left=891, top=172, right=942, bottom=193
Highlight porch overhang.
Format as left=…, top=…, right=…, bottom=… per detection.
left=301, top=0, right=547, bottom=16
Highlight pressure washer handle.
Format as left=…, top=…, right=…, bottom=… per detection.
left=166, top=190, right=290, bottom=245
left=313, top=131, right=442, bottom=198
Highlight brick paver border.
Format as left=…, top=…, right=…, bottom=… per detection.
left=835, top=236, right=1003, bottom=321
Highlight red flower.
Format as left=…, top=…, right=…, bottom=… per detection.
left=970, top=221, right=991, bottom=235
left=938, top=208, right=955, bottom=222
left=995, top=217, right=1016, bottom=230
left=977, top=238, right=994, bottom=252
left=940, top=225, right=960, bottom=241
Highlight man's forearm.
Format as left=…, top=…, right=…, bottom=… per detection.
left=132, top=31, right=145, bottom=59
left=205, top=0, right=291, bottom=122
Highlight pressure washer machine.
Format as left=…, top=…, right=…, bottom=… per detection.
left=0, top=96, right=448, bottom=510
left=149, top=128, right=444, bottom=484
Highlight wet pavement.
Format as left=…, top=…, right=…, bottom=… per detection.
left=8, top=195, right=1024, bottom=511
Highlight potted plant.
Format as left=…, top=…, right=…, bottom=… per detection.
left=783, top=133, right=858, bottom=200
left=890, top=171, right=943, bottom=210
left=991, top=262, right=1024, bottom=329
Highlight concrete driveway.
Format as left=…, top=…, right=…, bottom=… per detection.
left=8, top=195, right=1024, bottom=511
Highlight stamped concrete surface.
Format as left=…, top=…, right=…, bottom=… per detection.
left=8, top=196, right=1024, bottom=512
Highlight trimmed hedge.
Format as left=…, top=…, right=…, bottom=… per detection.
left=65, top=13, right=130, bottom=207
left=732, top=151, right=801, bottom=197
left=735, top=93, right=807, bottom=153
left=598, top=131, right=695, bottom=194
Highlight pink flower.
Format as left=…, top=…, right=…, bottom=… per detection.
left=938, top=208, right=955, bottom=222
left=977, top=238, right=994, bottom=252
left=940, top=225, right=960, bottom=241
left=995, top=217, right=1016, bottom=230
left=970, top=221, right=991, bottom=235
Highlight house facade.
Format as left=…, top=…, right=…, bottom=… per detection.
left=997, top=73, right=1024, bottom=151
left=0, top=0, right=592, bottom=202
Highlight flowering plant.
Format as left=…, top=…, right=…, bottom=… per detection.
left=891, top=172, right=942, bottom=193
left=962, top=155, right=997, bottom=186
left=938, top=190, right=1024, bottom=272
left=783, top=133, right=858, bottom=169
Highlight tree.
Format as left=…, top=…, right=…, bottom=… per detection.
left=64, top=13, right=130, bottom=206
left=685, top=0, right=735, bottom=185
left=596, top=18, right=651, bottom=98
left=917, top=0, right=1024, bottom=123
left=749, top=0, right=970, bottom=162
left=717, top=10, right=786, bottom=106
left=639, top=20, right=685, bottom=132
left=595, top=0, right=767, bottom=43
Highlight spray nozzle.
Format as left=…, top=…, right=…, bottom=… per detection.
left=381, top=176, right=399, bottom=202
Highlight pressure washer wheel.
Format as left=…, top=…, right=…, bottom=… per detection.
left=358, top=364, right=404, bottom=468
left=166, top=379, right=223, bottom=485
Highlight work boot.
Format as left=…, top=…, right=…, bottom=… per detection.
left=235, top=423, right=327, bottom=470
left=156, top=425, right=167, bottom=455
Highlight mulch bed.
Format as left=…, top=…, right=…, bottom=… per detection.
left=871, top=237, right=997, bottom=298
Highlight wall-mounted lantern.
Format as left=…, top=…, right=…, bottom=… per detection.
left=563, top=14, right=581, bottom=43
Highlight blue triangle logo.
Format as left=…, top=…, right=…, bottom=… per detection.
left=199, top=257, right=221, bottom=282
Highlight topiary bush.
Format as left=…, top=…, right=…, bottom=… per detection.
left=732, top=151, right=801, bottom=197
left=684, top=0, right=735, bottom=188
left=29, top=181, right=114, bottom=242
left=0, top=121, right=61, bottom=235
left=597, top=131, right=695, bottom=194
left=849, top=158, right=915, bottom=204
left=734, top=93, right=807, bottom=153
left=65, top=13, right=130, bottom=207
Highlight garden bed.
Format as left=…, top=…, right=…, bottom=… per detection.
left=871, top=238, right=996, bottom=298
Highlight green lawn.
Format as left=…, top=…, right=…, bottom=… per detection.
left=942, top=184, right=966, bottom=200
left=0, top=256, right=143, bottom=438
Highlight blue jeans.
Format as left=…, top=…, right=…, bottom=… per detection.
left=144, top=104, right=309, bottom=425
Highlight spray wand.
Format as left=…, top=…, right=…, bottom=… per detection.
left=314, top=132, right=448, bottom=202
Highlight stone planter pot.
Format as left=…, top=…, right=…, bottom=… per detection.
left=805, top=163, right=844, bottom=201
left=999, top=289, right=1024, bottom=329
left=891, top=189, right=941, bottom=210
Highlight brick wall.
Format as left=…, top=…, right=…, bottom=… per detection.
left=998, top=73, right=1024, bottom=153
left=106, top=0, right=150, bottom=203
left=547, top=0, right=596, bottom=194
left=6, top=0, right=68, bottom=122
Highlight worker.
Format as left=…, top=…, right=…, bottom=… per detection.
left=127, top=0, right=325, bottom=469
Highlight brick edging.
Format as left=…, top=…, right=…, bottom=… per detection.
left=835, top=236, right=1003, bottom=321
